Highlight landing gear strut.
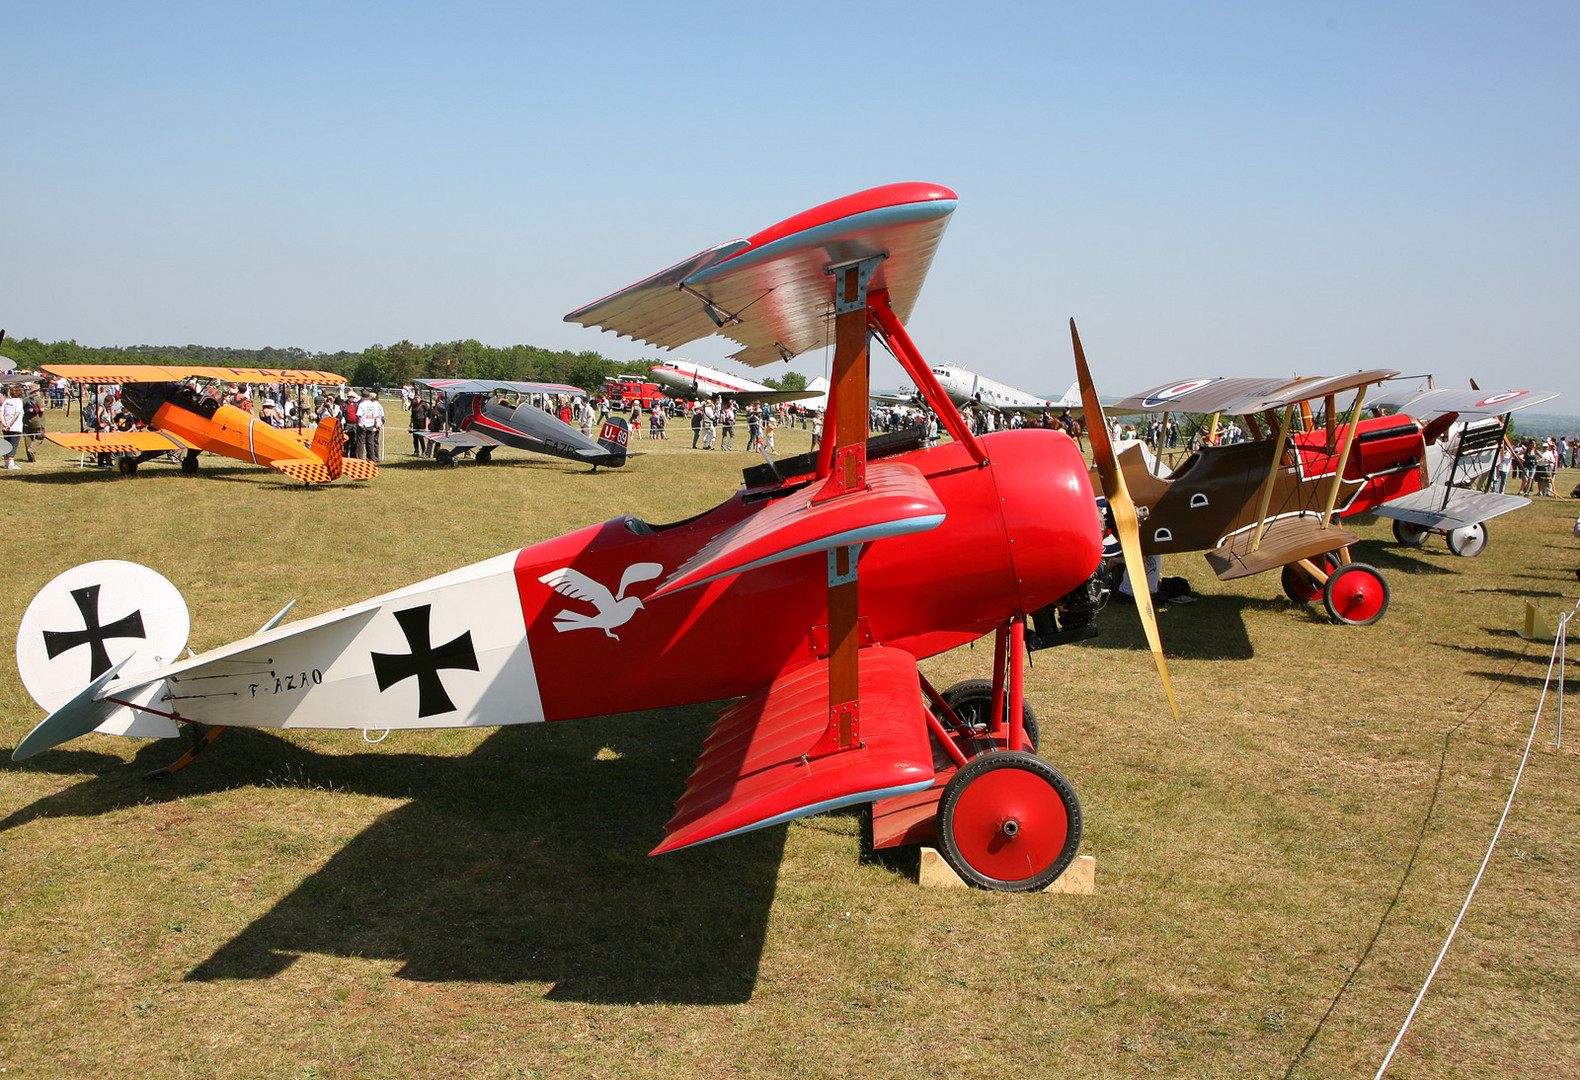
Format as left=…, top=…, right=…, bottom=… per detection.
left=874, top=615, right=1085, bottom=891
left=145, top=722, right=226, bottom=780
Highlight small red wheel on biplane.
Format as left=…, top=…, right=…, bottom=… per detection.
left=937, top=751, right=1083, bottom=892
left=1322, top=562, right=1390, bottom=626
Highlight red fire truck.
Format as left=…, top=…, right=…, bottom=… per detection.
left=599, top=376, right=667, bottom=410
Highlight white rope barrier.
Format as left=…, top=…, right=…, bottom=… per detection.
left=1374, top=599, right=1580, bottom=1078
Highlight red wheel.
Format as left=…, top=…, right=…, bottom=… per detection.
left=1280, top=553, right=1338, bottom=604
left=1323, top=562, right=1390, bottom=625
left=934, top=679, right=1039, bottom=755
left=937, top=751, right=1081, bottom=891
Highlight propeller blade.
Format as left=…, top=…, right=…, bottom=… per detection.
left=1070, top=319, right=1179, bottom=721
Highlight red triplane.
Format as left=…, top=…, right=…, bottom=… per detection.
left=13, top=183, right=1171, bottom=890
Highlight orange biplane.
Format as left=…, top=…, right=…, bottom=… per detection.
left=40, top=366, right=376, bottom=484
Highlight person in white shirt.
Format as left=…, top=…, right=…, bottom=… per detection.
left=1, top=387, right=24, bottom=469
left=356, top=390, right=385, bottom=460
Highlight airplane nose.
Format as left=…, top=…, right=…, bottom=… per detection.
left=993, top=429, right=1103, bottom=611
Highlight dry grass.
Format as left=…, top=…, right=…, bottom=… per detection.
left=3, top=415, right=1580, bottom=1079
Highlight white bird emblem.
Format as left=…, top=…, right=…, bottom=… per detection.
left=538, top=562, right=664, bottom=640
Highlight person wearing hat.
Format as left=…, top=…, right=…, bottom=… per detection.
left=356, top=389, right=385, bottom=461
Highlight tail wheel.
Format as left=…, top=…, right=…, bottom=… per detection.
left=935, top=678, right=1039, bottom=754
left=1280, top=553, right=1338, bottom=605
left=1391, top=519, right=1432, bottom=547
left=1446, top=522, right=1488, bottom=557
left=937, top=751, right=1082, bottom=891
left=1323, top=562, right=1390, bottom=625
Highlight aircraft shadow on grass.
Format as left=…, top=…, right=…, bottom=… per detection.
left=1085, top=593, right=1294, bottom=662
left=3, top=708, right=781, bottom=1005
left=1344, top=540, right=1455, bottom=577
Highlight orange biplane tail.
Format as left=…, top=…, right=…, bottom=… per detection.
left=309, top=417, right=346, bottom=480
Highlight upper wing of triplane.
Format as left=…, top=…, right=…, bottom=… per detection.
left=564, top=183, right=958, bottom=366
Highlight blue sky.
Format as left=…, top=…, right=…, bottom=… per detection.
left=5, top=2, right=1576, bottom=407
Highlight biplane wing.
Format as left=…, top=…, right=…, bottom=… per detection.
left=44, top=430, right=184, bottom=455
left=565, top=183, right=958, bottom=365
left=1110, top=370, right=1399, bottom=415
left=648, top=460, right=947, bottom=598
left=1368, top=386, right=1559, bottom=421
left=651, top=646, right=936, bottom=853
left=418, top=430, right=502, bottom=450
left=414, top=378, right=586, bottom=397
left=42, top=365, right=346, bottom=385
left=1204, top=516, right=1359, bottom=580
left=1372, top=488, right=1531, bottom=532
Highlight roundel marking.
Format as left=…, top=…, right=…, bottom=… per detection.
left=1142, top=378, right=1222, bottom=408
left=1474, top=391, right=1527, bottom=408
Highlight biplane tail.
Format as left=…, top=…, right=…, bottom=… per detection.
left=590, top=416, right=631, bottom=467
left=309, top=416, right=347, bottom=479
left=12, top=561, right=196, bottom=761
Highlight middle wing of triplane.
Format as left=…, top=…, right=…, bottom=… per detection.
left=649, top=460, right=947, bottom=597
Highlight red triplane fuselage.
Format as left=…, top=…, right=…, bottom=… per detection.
left=515, top=428, right=1100, bottom=722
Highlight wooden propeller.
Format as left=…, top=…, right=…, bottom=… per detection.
left=1070, top=319, right=1179, bottom=721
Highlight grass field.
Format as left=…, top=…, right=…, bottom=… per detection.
left=3, top=416, right=1579, bottom=1079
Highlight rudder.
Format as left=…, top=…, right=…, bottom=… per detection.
left=310, top=417, right=346, bottom=480
left=596, top=416, right=631, bottom=467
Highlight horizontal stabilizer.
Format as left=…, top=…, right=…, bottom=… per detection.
left=271, top=459, right=336, bottom=484
left=649, top=460, right=946, bottom=598
left=338, top=458, right=378, bottom=480
left=652, top=647, right=936, bottom=854
left=1373, top=487, right=1530, bottom=531
left=1205, top=516, right=1358, bottom=581
left=13, top=657, right=132, bottom=761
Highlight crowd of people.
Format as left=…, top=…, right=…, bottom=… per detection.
left=1494, top=436, right=1576, bottom=497
left=9, top=372, right=1580, bottom=505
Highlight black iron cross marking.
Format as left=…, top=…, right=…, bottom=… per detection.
left=42, top=584, right=146, bottom=679
left=370, top=605, right=478, bottom=718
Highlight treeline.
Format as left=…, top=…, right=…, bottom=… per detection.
left=0, top=337, right=655, bottom=392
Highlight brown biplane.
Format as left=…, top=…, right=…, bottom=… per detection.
left=1103, top=370, right=1406, bottom=624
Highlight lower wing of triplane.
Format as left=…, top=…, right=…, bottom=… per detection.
left=653, top=646, right=936, bottom=853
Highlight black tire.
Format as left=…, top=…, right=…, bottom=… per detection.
left=180, top=453, right=199, bottom=474
left=1323, top=562, right=1390, bottom=625
left=1280, top=553, right=1338, bottom=605
left=116, top=456, right=137, bottom=476
left=476, top=447, right=493, bottom=464
left=937, top=751, right=1082, bottom=891
left=937, top=678, right=1039, bottom=753
left=434, top=448, right=453, bottom=466
left=1446, top=522, right=1488, bottom=557
left=1391, top=519, right=1431, bottom=547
